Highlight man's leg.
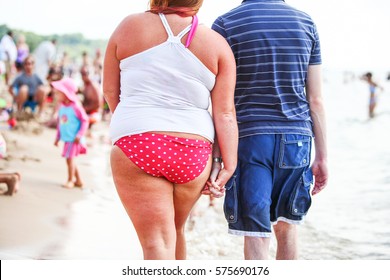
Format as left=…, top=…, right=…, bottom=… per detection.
left=273, top=221, right=298, bottom=260
left=271, top=134, right=313, bottom=260
left=226, top=135, right=275, bottom=260
left=15, top=85, right=28, bottom=111
left=244, top=236, right=270, bottom=260
left=34, top=85, right=47, bottom=117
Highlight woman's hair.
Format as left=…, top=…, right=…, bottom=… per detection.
left=149, top=0, right=203, bottom=16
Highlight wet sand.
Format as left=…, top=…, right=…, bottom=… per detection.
left=0, top=120, right=143, bottom=259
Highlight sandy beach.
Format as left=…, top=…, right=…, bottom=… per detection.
left=0, top=117, right=140, bottom=259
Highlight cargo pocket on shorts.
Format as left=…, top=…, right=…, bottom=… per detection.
left=279, top=134, right=311, bottom=169
left=289, top=168, right=313, bottom=216
left=224, top=170, right=239, bottom=224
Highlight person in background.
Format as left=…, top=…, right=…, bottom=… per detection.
left=81, top=51, right=90, bottom=69
left=59, top=52, right=73, bottom=78
left=0, top=30, right=17, bottom=85
left=42, top=64, right=65, bottom=128
left=92, top=48, right=103, bottom=84
left=0, top=132, right=21, bottom=195
left=361, top=72, right=384, bottom=118
left=80, top=65, right=102, bottom=135
left=103, top=0, right=238, bottom=260
left=15, top=34, right=30, bottom=72
left=52, top=78, right=89, bottom=189
left=212, top=0, right=328, bottom=259
left=9, top=55, right=47, bottom=117
left=33, top=39, right=57, bottom=84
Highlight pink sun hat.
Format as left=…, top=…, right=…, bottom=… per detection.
left=51, top=77, right=78, bottom=103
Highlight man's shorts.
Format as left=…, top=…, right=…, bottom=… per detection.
left=224, top=134, right=313, bottom=237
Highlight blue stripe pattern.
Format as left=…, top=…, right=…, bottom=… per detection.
left=212, top=0, right=321, bottom=138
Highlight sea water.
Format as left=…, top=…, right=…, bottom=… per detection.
left=300, top=69, right=390, bottom=259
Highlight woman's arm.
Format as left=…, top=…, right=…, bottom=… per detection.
left=103, top=32, right=120, bottom=113
left=209, top=34, right=238, bottom=191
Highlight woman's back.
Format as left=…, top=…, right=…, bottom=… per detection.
left=113, top=12, right=222, bottom=75
left=109, top=13, right=218, bottom=143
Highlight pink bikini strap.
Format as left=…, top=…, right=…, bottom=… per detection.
left=185, top=15, right=198, bottom=48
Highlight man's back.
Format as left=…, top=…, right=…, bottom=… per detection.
left=212, top=0, right=321, bottom=137
left=34, top=41, right=55, bottom=61
left=34, top=41, right=56, bottom=82
left=82, top=82, right=101, bottom=114
left=212, top=1, right=328, bottom=260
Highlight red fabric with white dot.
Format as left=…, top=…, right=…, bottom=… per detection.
left=115, top=133, right=212, bottom=184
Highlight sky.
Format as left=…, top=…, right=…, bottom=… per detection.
left=1, top=0, right=390, bottom=71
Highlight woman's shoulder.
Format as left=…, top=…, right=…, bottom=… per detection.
left=110, top=12, right=153, bottom=41
left=196, top=25, right=234, bottom=54
left=198, top=24, right=230, bottom=44
left=115, top=12, right=152, bottom=31
left=197, top=24, right=219, bottom=37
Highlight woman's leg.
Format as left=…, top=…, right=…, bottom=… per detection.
left=111, top=146, right=177, bottom=259
left=173, top=157, right=212, bottom=260
left=369, top=94, right=376, bottom=118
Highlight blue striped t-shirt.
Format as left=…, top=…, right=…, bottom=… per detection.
left=212, top=0, right=321, bottom=138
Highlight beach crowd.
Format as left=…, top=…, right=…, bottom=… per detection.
left=0, top=29, right=107, bottom=195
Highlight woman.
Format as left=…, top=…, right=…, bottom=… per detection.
left=103, top=0, right=238, bottom=260
left=15, top=34, right=30, bottom=72
left=362, top=72, right=383, bottom=118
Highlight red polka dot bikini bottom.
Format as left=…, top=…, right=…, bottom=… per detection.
left=115, top=133, right=212, bottom=184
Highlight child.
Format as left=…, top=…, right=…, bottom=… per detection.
left=51, top=78, right=89, bottom=189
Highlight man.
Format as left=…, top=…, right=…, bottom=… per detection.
left=33, top=39, right=57, bottom=84
left=0, top=30, right=17, bottom=85
left=212, top=0, right=328, bottom=259
left=80, top=66, right=102, bottom=133
left=9, top=55, right=47, bottom=117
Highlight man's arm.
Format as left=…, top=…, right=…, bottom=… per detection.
left=306, top=64, right=328, bottom=195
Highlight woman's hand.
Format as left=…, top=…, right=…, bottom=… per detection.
left=202, top=162, right=226, bottom=198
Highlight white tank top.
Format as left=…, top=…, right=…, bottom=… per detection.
left=109, top=13, right=216, bottom=144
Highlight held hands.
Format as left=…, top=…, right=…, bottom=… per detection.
left=202, top=162, right=230, bottom=198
